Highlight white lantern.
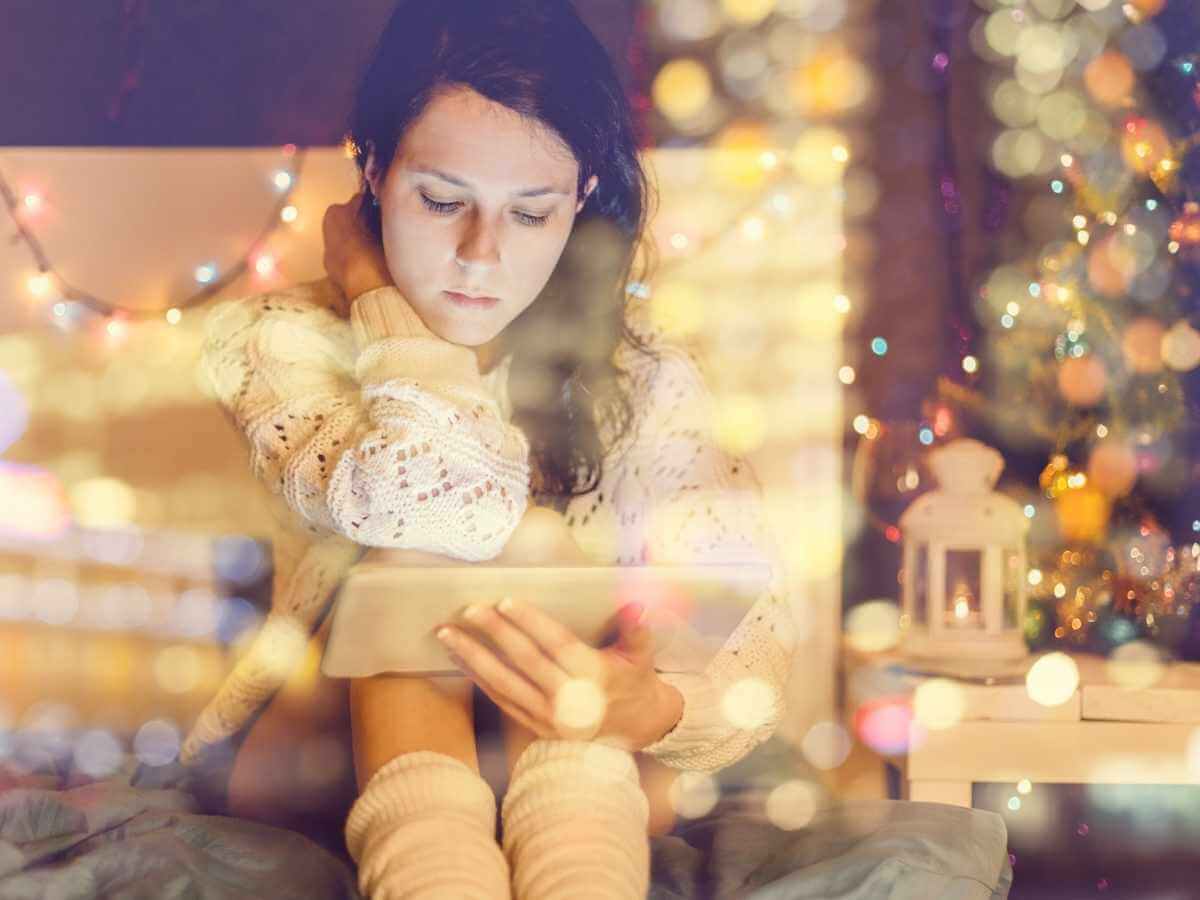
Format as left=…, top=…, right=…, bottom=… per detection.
left=899, top=438, right=1029, bottom=660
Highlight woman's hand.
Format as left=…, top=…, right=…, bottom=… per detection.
left=435, top=598, right=683, bottom=751
left=322, top=191, right=393, bottom=303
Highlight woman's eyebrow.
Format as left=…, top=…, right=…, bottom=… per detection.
left=410, top=167, right=569, bottom=198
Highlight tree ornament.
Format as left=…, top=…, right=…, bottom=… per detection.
left=1055, top=485, right=1111, bottom=544
left=1168, top=202, right=1200, bottom=246
left=1161, top=320, right=1200, bottom=372
left=1121, top=317, right=1166, bottom=374
left=1087, top=437, right=1139, bottom=498
left=1057, top=355, right=1108, bottom=406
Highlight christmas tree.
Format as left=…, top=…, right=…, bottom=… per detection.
left=970, top=0, right=1200, bottom=656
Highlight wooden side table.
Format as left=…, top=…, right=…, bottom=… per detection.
left=839, top=641, right=1200, bottom=808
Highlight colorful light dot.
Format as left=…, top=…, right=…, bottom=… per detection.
left=27, top=273, right=51, bottom=297
left=852, top=414, right=871, bottom=435
left=870, top=337, right=888, bottom=356
left=833, top=294, right=851, bottom=314
left=254, top=254, right=275, bottom=276
left=962, top=355, right=979, bottom=374
left=1051, top=180, right=1064, bottom=193
left=280, top=205, right=298, bottom=223
left=272, top=170, right=293, bottom=191
left=194, top=264, right=217, bottom=284
left=837, top=366, right=855, bottom=385
left=919, top=427, right=934, bottom=445
left=165, top=308, right=182, bottom=325
left=1024, top=505, right=1036, bottom=518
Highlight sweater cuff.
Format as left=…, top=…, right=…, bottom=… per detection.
left=639, top=671, right=723, bottom=763
left=350, top=286, right=430, bottom=347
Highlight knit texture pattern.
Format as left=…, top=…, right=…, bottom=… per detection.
left=501, top=739, right=649, bottom=899
left=344, top=750, right=511, bottom=899
left=182, top=277, right=798, bottom=774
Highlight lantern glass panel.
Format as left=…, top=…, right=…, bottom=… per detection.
left=913, top=543, right=928, bottom=626
left=1003, top=548, right=1021, bottom=629
left=944, top=549, right=983, bottom=629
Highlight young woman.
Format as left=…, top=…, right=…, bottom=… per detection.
left=186, top=1, right=797, bottom=897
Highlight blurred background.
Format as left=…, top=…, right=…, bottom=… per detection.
left=2, top=1, right=1200, bottom=896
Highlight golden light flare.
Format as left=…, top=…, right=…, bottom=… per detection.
left=668, top=771, right=721, bottom=818
left=789, top=127, right=851, bottom=186
left=1086, top=438, right=1138, bottom=498
left=648, top=282, right=705, bottom=338
left=653, top=59, right=714, bottom=122
left=710, top=121, right=773, bottom=188
left=1161, top=320, right=1200, bottom=372
left=844, top=600, right=901, bottom=652
left=1087, top=235, right=1139, bottom=297
left=553, top=677, right=608, bottom=734
left=713, top=393, right=768, bottom=455
left=1105, top=640, right=1167, bottom=690
left=69, top=477, right=137, bottom=528
left=788, top=46, right=872, bottom=116
left=765, top=780, right=821, bottom=830
left=1054, top=484, right=1111, bottom=544
left=1120, top=317, right=1166, bottom=374
left=801, top=720, right=853, bottom=770
left=720, top=0, right=777, bottom=26
left=154, top=645, right=202, bottom=694
left=1083, top=50, right=1134, bottom=106
left=1120, top=118, right=1172, bottom=177
left=1025, top=652, right=1079, bottom=707
left=720, top=676, right=777, bottom=730
left=1056, top=355, right=1108, bottom=407
left=913, top=678, right=967, bottom=731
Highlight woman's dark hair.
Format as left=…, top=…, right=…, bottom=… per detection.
left=346, top=0, right=659, bottom=511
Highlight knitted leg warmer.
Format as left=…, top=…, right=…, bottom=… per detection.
left=344, top=750, right=512, bottom=900
left=500, top=740, right=651, bottom=900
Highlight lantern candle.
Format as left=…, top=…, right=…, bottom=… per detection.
left=898, top=439, right=1029, bottom=660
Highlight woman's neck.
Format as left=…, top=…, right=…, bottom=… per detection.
left=475, top=334, right=509, bottom=375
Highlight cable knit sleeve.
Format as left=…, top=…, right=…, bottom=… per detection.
left=200, top=279, right=530, bottom=561
left=627, top=331, right=798, bottom=773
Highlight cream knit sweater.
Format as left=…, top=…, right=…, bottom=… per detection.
left=182, top=278, right=797, bottom=773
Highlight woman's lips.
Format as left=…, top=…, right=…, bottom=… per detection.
left=444, top=291, right=500, bottom=309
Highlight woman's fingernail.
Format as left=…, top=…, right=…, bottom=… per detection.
left=462, top=604, right=482, bottom=620
left=436, top=627, right=454, bottom=642
left=498, top=596, right=514, bottom=613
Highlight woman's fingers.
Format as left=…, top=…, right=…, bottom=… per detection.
left=438, top=629, right=550, bottom=723
left=493, top=598, right=602, bottom=678
left=452, top=603, right=572, bottom=692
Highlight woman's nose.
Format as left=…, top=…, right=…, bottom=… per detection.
left=455, top=211, right=501, bottom=270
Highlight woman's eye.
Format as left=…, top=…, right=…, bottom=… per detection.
left=420, top=194, right=461, bottom=215
left=421, top=193, right=550, bottom=227
left=514, top=211, right=551, bottom=227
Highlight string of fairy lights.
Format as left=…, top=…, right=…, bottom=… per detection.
left=1, top=144, right=310, bottom=330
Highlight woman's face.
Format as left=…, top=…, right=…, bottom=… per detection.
left=365, top=85, right=597, bottom=349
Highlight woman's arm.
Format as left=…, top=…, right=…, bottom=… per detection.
left=200, top=281, right=530, bottom=561
left=627, top=342, right=800, bottom=773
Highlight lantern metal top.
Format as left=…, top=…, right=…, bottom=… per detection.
left=899, top=438, right=1029, bottom=544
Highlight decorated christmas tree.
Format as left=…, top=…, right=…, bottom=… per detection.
left=968, top=0, right=1200, bottom=656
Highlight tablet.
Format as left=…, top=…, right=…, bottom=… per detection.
left=320, top=563, right=772, bottom=678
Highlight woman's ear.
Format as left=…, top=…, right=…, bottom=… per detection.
left=363, top=140, right=383, bottom=199
left=576, top=174, right=599, bottom=213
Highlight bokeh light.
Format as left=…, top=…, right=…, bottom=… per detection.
left=1025, top=652, right=1079, bottom=707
